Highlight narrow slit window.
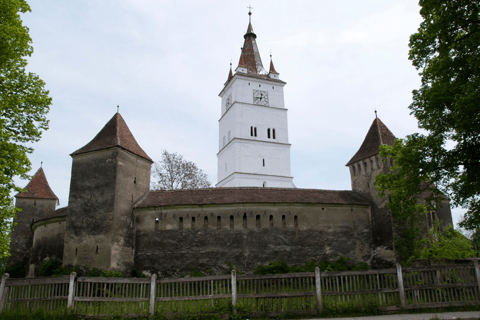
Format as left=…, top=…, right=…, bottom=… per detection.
left=273, top=129, right=276, bottom=139
left=256, top=215, right=261, bottom=228
left=269, top=215, right=273, bottom=227
left=267, top=128, right=271, bottom=139
left=243, top=213, right=247, bottom=229
left=230, top=215, right=234, bottom=229
left=204, top=216, right=208, bottom=230
left=179, top=217, right=183, bottom=230
left=191, top=217, right=196, bottom=230
left=250, top=126, right=253, bottom=136
left=352, top=165, right=356, bottom=176
left=254, top=127, right=257, bottom=137
left=294, top=215, right=298, bottom=230
left=282, top=215, right=286, bottom=228
left=263, top=159, right=265, bottom=167
left=217, top=216, right=221, bottom=229
left=96, top=246, right=99, bottom=254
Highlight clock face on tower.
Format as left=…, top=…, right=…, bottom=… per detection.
left=253, top=90, right=269, bottom=106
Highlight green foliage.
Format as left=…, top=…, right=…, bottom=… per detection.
left=189, top=266, right=206, bottom=277
left=375, top=0, right=480, bottom=259
left=0, top=309, right=78, bottom=320
left=37, top=257, right=76, bottom=277
left=86, top=267, right=124, bottom=278
left=5, top=257, right=28, bottom=278
left=253, top=257, right=368, bottom=275
left=0, top=0, right=53, bottom=262
left=418, top=222, right=477, bottom=260
left=225, top=263, right=244, bottom=275
left=131, top=267, right=147, bottom=278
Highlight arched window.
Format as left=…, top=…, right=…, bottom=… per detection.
left=352, top=165, right=356, bottom=176
left=217, top=216, right=221, bottom=229
left=243, top=213, right=247, bottom=229
left=294, top=215, right=298, bottom=230
left=179, top=217, right=183, bottom=230
left=370, top=159, right=374, bottom=170
left=267, top=128, right=271, bottom=139
left=254, top=127, right=257, bottom=137
left=273, top=129, right=276, bottom=139
left=250, top=126, right=253, bottom=136
left=204, top=216, right=208, bottom=230
left=269, top=215, right=273, bottom=228
left=282, top=215, right=286, bottom=228
left=364, top=161, right=368, bottom=173
left=191, top=217, right=195, bottom=230
left=256, top=215, right=261, bottom=228
left=230, top=215, right=234, bottom=229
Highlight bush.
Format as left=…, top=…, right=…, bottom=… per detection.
left=38, top=257, right=76, bottom=277
left=5, top=258, right=28, bottom=278
left=86, top=267, right=123, bottom=277
left=253, top=257, right=369, bottom=275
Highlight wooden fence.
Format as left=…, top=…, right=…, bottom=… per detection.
left=0, top=262, right=479, bottom=317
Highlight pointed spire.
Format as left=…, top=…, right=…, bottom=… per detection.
left=71, top=113, right=152, bottom=162
left=15, top=167, right=59, bottom=201
left=240, top=8, right=266, bottom=74
left=238, top=50, right=247, bottom=68
left=346, top=117, right=396, bottom=166
left=227, top=63, right=233, bottom=81
left=269, top=54, right=278, bottom=74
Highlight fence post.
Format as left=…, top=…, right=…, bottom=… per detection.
left=150, top=274, right=157, bottom=316
left=67, top=272, right=76, bottom=309
left=473, top=260, right=480, bottom=300
left=231, top=270, right=237, bottom=314
left=315, top=267, right=322, bottom=314
left=0, top=273, right=9, bottom=312
left=396, top=263, right=406, bottom=309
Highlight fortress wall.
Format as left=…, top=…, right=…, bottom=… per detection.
left=31, top=216, right=66, bottom=273
left=133, top=203, right=372, bottom=277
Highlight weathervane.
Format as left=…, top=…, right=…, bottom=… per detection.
left=247, top=5, right=253, bottom=22
left=375, top=110, right=377, bottom=118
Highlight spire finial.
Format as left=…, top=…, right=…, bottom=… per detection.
left=375, top=110, right=377, bottom=118
left=41, top=161, right=43, bottom=168
left=247, top=5, right=253, bottom=23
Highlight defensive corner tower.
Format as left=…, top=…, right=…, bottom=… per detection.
left=216, top=11, right=295, bottom=188
left=63, top=112, right=152, bottom=274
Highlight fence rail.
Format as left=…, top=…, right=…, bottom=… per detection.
left=0, top=262, right=479, bottom=317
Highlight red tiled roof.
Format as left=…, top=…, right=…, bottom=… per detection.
left=15, top=168, right=59, bottom=200
left=71, top=113, right=152, bottom=162
left=238, top=51, right=247, bottom=68
left=346, top=117, right=396, bottom=166
left=269, top=58, right=278, bottom=74
left=135, top=187, right=369, bottom=208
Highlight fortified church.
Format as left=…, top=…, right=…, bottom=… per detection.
left=9, top=12, right=452, bottom=277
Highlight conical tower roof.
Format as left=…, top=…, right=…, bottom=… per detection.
left=346, top=117, right=396, bottom=166
left=240, top=12, right=266, bottom=74
left=71, top=113, right=152, bottom=162
left=15, top=167, right=59, bottom=200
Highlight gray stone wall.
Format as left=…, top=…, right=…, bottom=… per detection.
left=63, top=147, right=151, bottom=274
left=349, top=156, right=395, bottom=268
left=30, top=217, right=66, bottom=273
left=133, top=203, right=372, bottom=277
left=9, top=198, right=57, bottom=267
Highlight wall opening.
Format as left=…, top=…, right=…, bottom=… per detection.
left=364, top=161, right=368, bottom=173
left=294, top=215, right=298, bottom=230
left=263, top=181, right=267, bottom=187
left=96, top=246, right=98, bottom=254
left=256, top=215, right=261, bottom=228
left=267, top=128, right=271, bottom=139
left=230, top=215, right=234, bottom=229
left=217, top=216, right=221, bottom=229
left=250, top=126, right=253, bottom=136
left=179, top=217, right=183, bottom=230
left=269, top=215, right=273, bottom=228
left=263, top=159, right=265, bottom=167
left=254, top=127, right=257, bottom=137
left=273, top=129, right=276, bottom=139
left=243, top=213, right=247, bottom=229
left=371, top=159, right=374, bottom=170
left=204, top=216, right=208, bottom=230
left=134, top=177, right=136, bottom=184
left=191, top=217, right=196, bottom=229
left=352, top=165, right=356, bottom=176
left=282, top=215, right=286, bottom=228
left=75, top=248, right=77, bottom=256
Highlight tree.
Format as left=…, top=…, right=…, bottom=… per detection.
left=374, top=0, right=480, bottom=260
left=0, top=0, right=52, bottom=260
left=151, top=150, right=212, bottom=190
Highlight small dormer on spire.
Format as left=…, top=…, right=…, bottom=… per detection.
left=235, top=48, right=248, bottom=74
left=269, top=54, right=279, bottom=79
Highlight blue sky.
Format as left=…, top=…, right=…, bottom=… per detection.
left=17, top=0, right=466, bottom=225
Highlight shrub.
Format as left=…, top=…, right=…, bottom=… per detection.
left=253, top=257, right=369, bottom=275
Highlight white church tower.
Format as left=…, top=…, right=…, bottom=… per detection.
left=216, top=11, right=295, bottom=188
